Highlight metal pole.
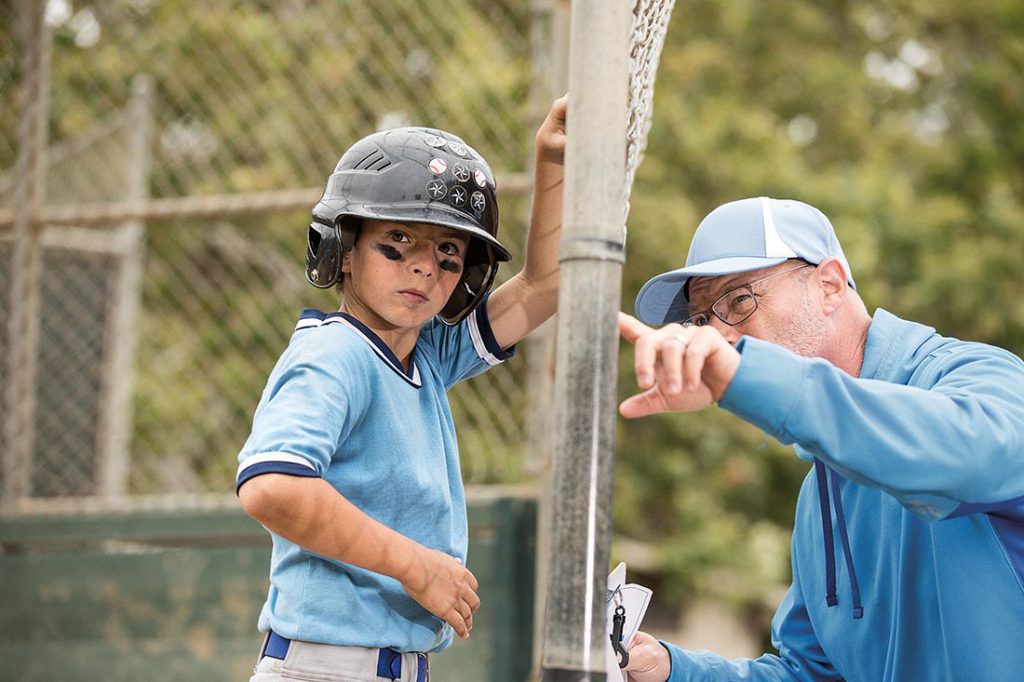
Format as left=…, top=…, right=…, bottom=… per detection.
left=527, top=1, right=571, bottom=679
left=97, top=74, right=154, bottom=497
left=3, top=0, right=50, bottom=512
left=540, top=0, right=631, bottom=679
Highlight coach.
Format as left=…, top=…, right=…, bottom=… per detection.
left=617, top=197, right=1024, bottom=681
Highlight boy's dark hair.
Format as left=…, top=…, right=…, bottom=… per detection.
left=306, top=127, right=510, bottom=325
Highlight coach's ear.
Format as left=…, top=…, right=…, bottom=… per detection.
left=816, top=258, right=848, bottom=316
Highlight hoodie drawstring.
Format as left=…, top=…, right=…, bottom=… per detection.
left=814, top=459, right=864, bottom=619
left=814, top=460, right=838, bottom=607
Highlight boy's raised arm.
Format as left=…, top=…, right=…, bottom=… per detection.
left=487, top=95, right=567, bottom=349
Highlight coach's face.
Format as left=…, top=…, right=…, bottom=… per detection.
left=687, top=261, right=827, bottom=358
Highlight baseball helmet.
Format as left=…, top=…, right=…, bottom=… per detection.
left=305, top=127, right=510, bottom=325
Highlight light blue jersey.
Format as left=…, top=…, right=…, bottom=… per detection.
left=236, top=296, right=513, bottom=653
left=664, top=309, right=1024, bottom=681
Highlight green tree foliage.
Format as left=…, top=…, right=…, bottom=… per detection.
left=616, top=0, right=1024, bottom=617
left=4, top=0, right=1022, bottom=632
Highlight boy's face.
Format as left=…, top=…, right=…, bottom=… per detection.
left=341, top=219, right=471, bottom=329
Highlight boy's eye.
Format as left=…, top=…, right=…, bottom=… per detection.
left=388, top=231, right=410, bottom=243
left=439, top=242, right=462, bottom=257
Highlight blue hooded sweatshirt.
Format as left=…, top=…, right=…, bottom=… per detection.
left=662, top=309, right=1024, bottom=681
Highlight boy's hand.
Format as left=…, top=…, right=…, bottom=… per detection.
left=623, top=631, right=672, bottom=681
left=401, top=547, right=480, bottom=639
left=618, top=312, right=740, bottom=417
left=536, top=94, right=568, bottom=165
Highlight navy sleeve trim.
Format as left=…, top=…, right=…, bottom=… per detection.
left=469, top=293, right=515, bottom=365
left=236, top=462, right=321, bottom=494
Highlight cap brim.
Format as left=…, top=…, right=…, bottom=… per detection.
left=634, top=256, right=788, bottom=325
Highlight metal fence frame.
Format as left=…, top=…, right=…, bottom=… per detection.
left=1, top=0, right=565, bottom=516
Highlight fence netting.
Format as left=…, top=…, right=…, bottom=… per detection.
left=1, top=0, right=545, bottom=513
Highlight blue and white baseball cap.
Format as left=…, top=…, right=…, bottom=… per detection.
left=634, top=197, right=856, bottom=325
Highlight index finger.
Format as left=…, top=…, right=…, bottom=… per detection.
left=618, top=312, right=653, bottom=344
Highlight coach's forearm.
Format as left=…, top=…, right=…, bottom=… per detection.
left=239, top=473, right=422, bottom=582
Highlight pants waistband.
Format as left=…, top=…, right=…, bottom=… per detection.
left=260, top=630, right=429, bottom=682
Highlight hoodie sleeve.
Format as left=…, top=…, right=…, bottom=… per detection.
left=719, top=336, right=1024, bottom=520
left=660, top=531, right=841, bottom=682
left=661, top=586, right=837, bottom=681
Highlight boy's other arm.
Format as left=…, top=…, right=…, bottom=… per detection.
left=487, top=95, right=567, bottom=350
left=238, top=473, right=479, bottom=639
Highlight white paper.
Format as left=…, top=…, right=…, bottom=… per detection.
left=606, top=562, right=654, bottom=680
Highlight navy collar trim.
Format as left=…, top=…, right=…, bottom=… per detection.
left=295, top=309, right=421, bottom=388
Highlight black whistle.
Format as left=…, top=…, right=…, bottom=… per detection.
left=610, top=604, right=629, bottom=668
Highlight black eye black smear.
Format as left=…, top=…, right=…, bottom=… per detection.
left=373, top=243, right=403, bottom=261
left=440, top=260, right=462, bottom=273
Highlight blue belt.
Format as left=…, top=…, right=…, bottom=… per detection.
left=376, top=645, right=429, bottom=682
left=263, top=631, right=428, bottom=681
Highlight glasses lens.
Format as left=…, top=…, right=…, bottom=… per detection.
left=713, top=287, right=757, bottom=324
left=682, top=312, right=709, bottom=327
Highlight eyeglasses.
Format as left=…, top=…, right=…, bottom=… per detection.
left=682, top=263, right=813, bottom=327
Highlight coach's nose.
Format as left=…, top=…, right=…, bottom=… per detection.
left=709, top=317, right=743, bottom=345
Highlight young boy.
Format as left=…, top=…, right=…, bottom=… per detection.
left=237, top=96, right=567, bottom=682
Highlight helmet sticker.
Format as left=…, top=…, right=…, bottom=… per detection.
left=426, top=179, right=448, bottom=199
left=473, top=169, right=487, bottom=188
left=471, top=191, right=486, bottom=213
left=428, top=158, right=448, bottom=175
left=424, top=134, right=447, bottom=148
left=448, top=142, right=468, bottom=156
left=450, top=185, right=468, bottom=207
left=452, top=164, right=471, bottom=182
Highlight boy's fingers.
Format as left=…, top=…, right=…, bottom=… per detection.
left=552, top=94, right=568, bottom=120
left=450, top=612, right=469, bottom=639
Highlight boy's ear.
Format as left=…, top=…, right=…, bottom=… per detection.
left=341, top=248, right=352, bottom=274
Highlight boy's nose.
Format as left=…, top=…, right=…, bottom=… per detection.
left=409, top=244, right=436, bottom=277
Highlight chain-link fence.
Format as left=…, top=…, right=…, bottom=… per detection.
left=1, top=0, right=554, bottom=514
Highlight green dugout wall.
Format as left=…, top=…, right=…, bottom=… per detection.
left=0, top=491, right=537, bottom=681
